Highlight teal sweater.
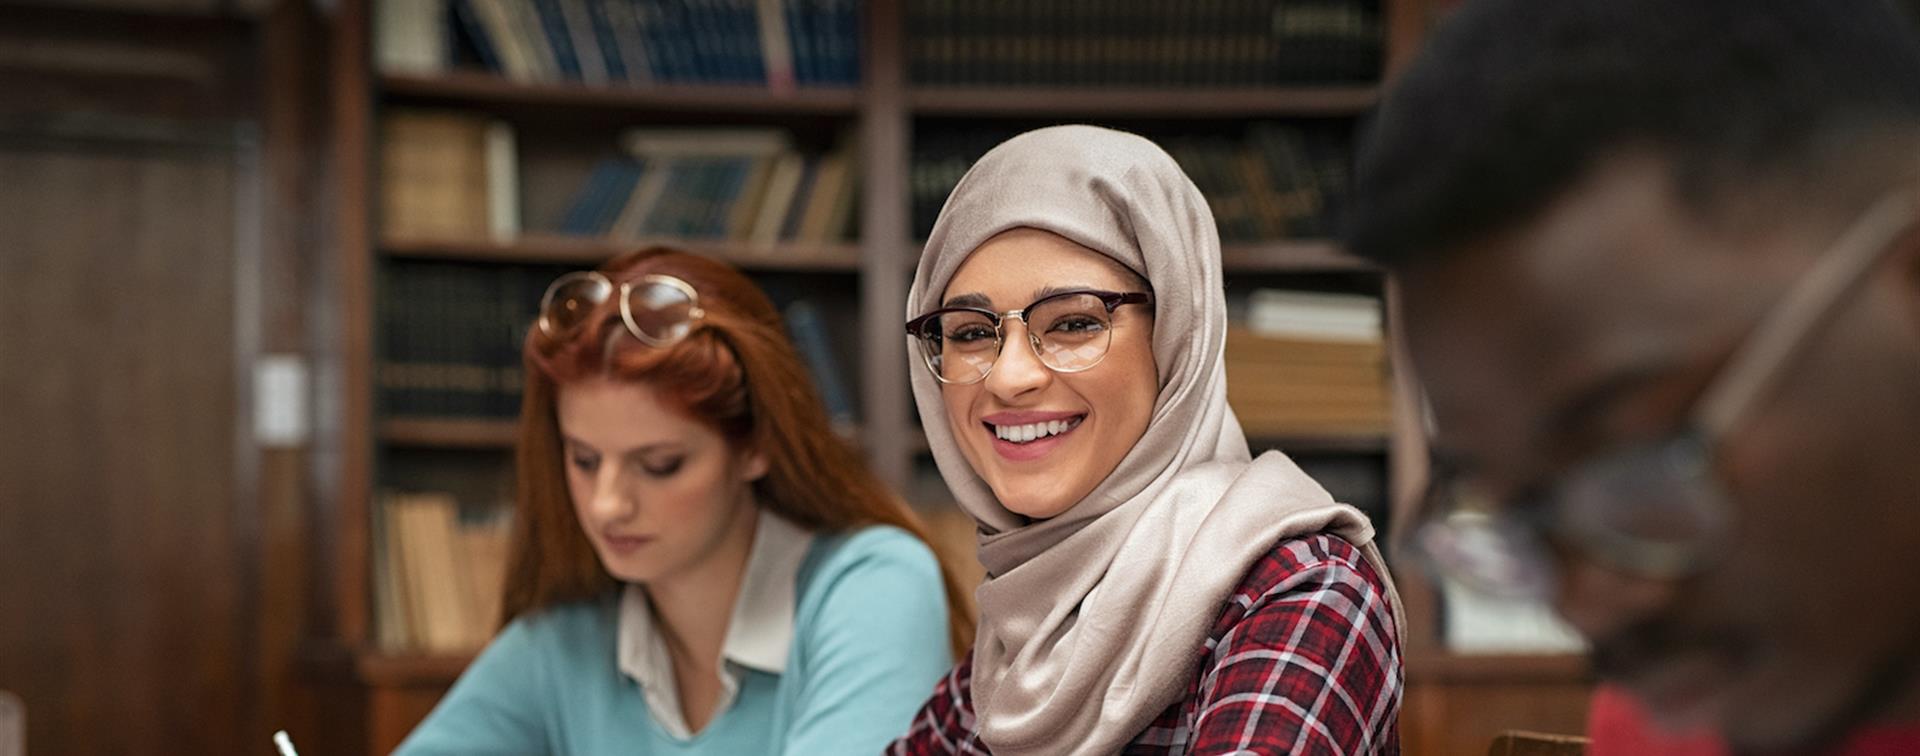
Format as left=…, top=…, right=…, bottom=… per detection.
left=394, top=526, right=953, bottom=755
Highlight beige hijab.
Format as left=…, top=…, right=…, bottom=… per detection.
left=907, top=125, right=1405, bottom=755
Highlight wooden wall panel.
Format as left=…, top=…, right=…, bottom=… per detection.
left=0, top=141, right=251, bottom=754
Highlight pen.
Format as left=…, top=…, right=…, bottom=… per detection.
left=273, top=730, right=300, bottom=756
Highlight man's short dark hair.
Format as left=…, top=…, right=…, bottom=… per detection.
left=1346, top=0, right=1920, bottom=267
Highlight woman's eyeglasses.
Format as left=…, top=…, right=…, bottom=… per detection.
left=537, top=271, right=705, bottom=347
left=1412, top=188, right=1918, bottom=601
left=904, top=289, right=1153, bottom=385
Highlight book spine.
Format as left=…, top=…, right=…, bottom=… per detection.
left=556, top=0, right=609, bottom=83
left=757, top=0, right=796, bottom=89
left=787, top=0, right=814, bottom=85
left=559, top=159, right=618, bottom=235
left=784, top=299, right=857, bottom=429
left=484, top=121, right=519, bottom=240
left=582, top=0, right=630, bottom=81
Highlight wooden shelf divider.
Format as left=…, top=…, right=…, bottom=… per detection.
left=378, top=418, right=518, bottom=449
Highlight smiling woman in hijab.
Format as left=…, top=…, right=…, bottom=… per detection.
left=887, top=125, right=1407, bottom=756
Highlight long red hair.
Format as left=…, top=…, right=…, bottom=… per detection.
left=500, top=246, right=974, bottom=656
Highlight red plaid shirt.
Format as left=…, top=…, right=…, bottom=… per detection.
left=888, top=533, right=1403, bottom=755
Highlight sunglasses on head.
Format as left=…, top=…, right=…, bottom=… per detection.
left=537, top=271, right=706, bottom=347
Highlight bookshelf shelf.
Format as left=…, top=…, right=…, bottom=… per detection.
left=379, top=418, right=517, bottom=449
left=380, top=234, right=863, bottom=272
left=907, top=85, right=1380, bottom=118
left=381, top=72, right=862, bottom=118
left=1220, top=240, right=1376, bottom=273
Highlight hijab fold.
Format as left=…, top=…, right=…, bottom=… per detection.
left=908, top=125, right=1405, bottom=756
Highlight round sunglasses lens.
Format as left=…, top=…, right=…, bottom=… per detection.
left=542, top=275, right=613, bottom=335
left=626, top=280, right=697, bottom=343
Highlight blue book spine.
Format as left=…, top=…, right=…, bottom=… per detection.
left=695, top=0, right=721, bottom=82
left=784, top=300, right=856, bottom=426
left=840, top=0, right=861, bottom=84
left=530, top=0, right=585, bottom=79
left=642, top=160, right=687, bottom=236
left=584, top=0, right=629, bottom=81
left=706, top=158, right=750, bottom=236
left=606, top=159, right=648, bottom=234
left=725, top=0, right=751, bottom=83
left=559, top=159, right=621, bottom=235
left=449, top=0, right=504, bottom=73
left=688, top=159, right=723, bottom=235
left=786, top=0, right=814, bottom=85
left=744, top=0, right=770, bottom=84
left=633, top=0, right=667, bottom=83
left=651, top=0, right=689, bottom=83
left=689, top=0, right=723, bottom=83
left=814, top=0, right=837, bottom=84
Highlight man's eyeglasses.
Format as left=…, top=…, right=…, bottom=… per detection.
left=1414, top=188, right=1918, bottom=600
left=904, top=289, right=1154, bottom=385
left=537, top=271, right=706, bottom=347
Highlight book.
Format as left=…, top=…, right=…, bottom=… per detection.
left=1246, top=289, right=1382, bottom=342
left=375, top=492, right=416, bottom=650
left=457, top=513, right=512, bottom=638
left=390, top=492, right=470, bottom=652
left=530, top=0, right=585, bottom=81
left=485, top=121, right=520, bottom=240
left=756, top=0, right=796, bottom=89
left=784, top=299, right=857, bottom=432
left=441, top=0, right=867, bottom=86
left=746, top=152, right=808, bottom=245
left=377, top=0, right=449, bottom=75
left=381, top=110, right=518, bottom=242
left=793, top=148, right=850, bottom=242
left=555, top=0, right=610, bottom=84
left=465, top=0, right=540, bottom=80
left=448, top=0, right=503, bottom=72
left=724, top=154, right=780, bottom=239
left=377, top=491, right=516, bottom=651
left=902, top=0, right=1380, bottom=86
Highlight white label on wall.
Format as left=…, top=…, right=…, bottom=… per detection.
left=254, top=354, right=310, bottom=448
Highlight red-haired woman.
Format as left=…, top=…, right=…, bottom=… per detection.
left=397, top=248, right=973, bottom=755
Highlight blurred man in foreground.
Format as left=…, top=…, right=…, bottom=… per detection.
left=1349, top=1, right=1920, bottom=753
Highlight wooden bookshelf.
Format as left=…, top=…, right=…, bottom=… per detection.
left=380, top=233, right=863, bottom=271
left=908, top=85, right=1380, bottom=118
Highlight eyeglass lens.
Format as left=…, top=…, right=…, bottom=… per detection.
left=920, top=292, right=1117, bottom=383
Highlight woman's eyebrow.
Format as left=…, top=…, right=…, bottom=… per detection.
left=943, top=285, right=1109, bottom=310
left=943, top=292, right=992, bottom=308
left=1031, top=284, right=1101, bottom=300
